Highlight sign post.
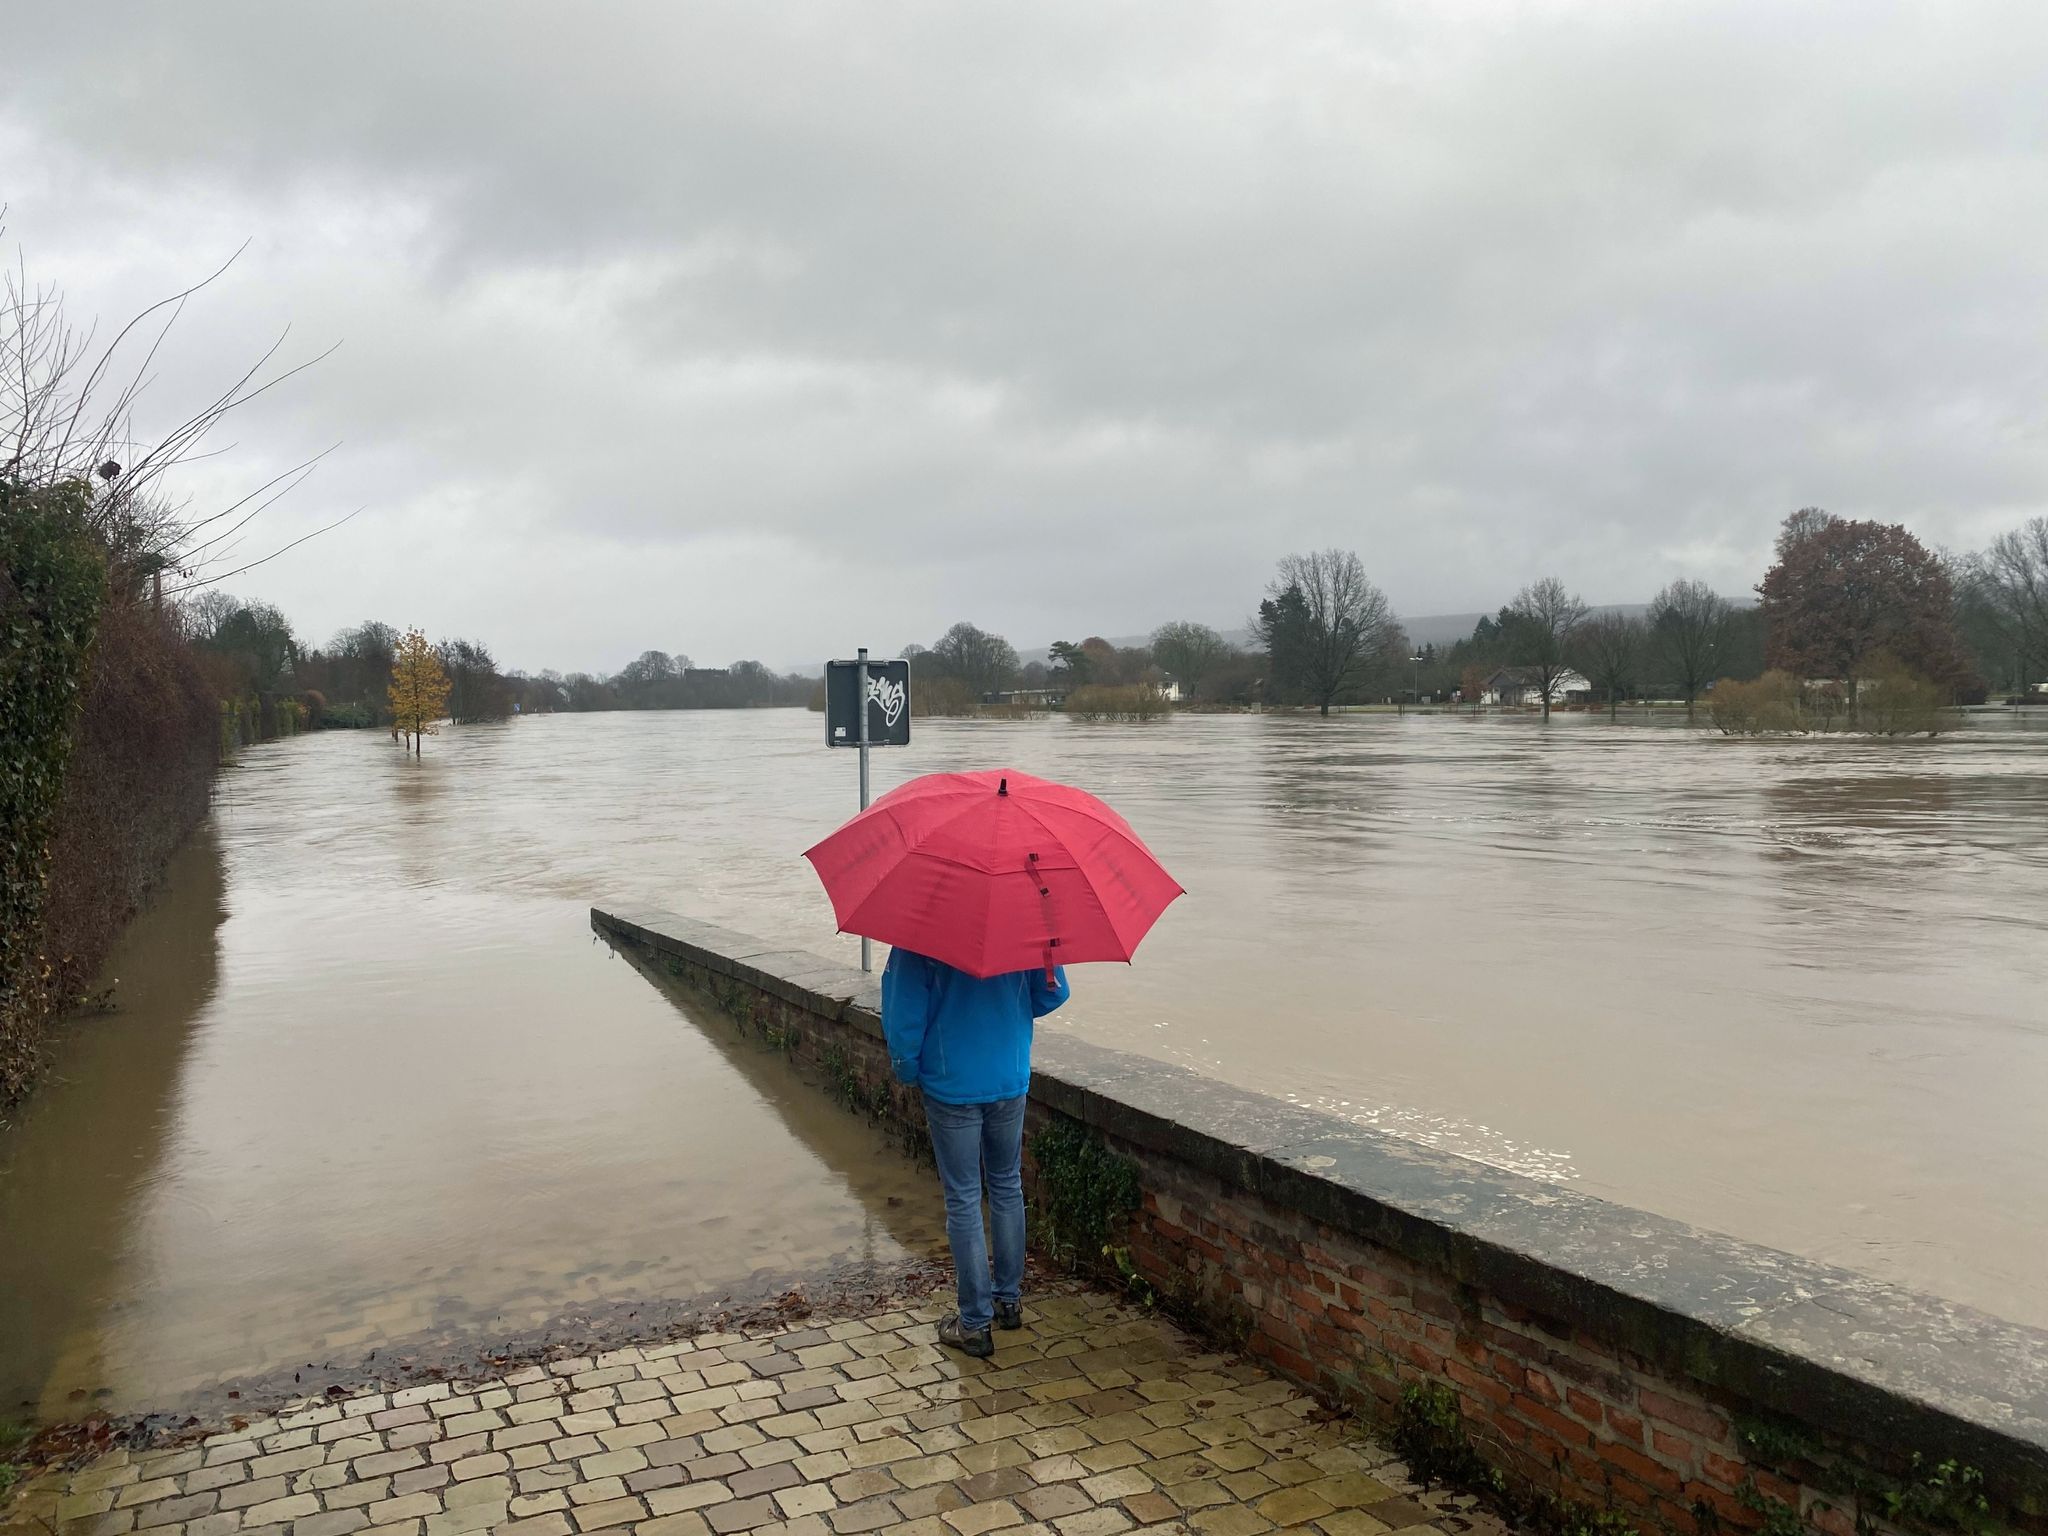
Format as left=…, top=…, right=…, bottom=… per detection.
left=825, top=652, right=911, bottom=970
left=856, top=649, right=871, bottom=973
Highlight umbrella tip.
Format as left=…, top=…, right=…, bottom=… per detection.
left=998, top=777, right=1008, bottom=796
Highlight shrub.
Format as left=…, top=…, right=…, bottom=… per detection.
left=2, top=480, right=107, bottom=1101
left=1806, top=679, right=1849, bottom=732
left=319, top=700, right=377, bottom=729
left=1030, top=1117, right=1140, bottom=1267
left=1710, top=661, right=1947, bottom=737
left=2, top=480, right=219, bottom=1105
left=1065, top=684, right=1170, bottom=721
left=911, top=675, right=979, bottom=717
left=1860, top=658, right=1947, bottom=736
left=41, top=600, right=216, bottom=1023
left=1709, top=671, right=1804, bottom=735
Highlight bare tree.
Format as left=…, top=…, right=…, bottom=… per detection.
left=1776, top=506, right=1837, bottom=560
left=328, top=619, right=399, bottom=708
left=1648, top=578, right=1733, bottom=722
left=1259, top=549, right=1395, bottom=716
left=438, top=638, right=511, bottom=722
left=929, top=621, right=1019, bottom=700
left=1572, top=613, right=1646, bottom=721
left=1507, top=576, right=1589, bottom=720
left=1149, top=621, right=1234, bottom=692
left=2, top=221, right=341, bottom=597
left=1973, top=517, right=2048, bottom=692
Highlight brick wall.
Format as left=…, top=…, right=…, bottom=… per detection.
left=1117, top=1146, right=1813, bottom=1536
left=593, top=907, right=2048, bottom=1536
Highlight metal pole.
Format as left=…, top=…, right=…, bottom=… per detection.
left=857, top=646, right=872, bottom=973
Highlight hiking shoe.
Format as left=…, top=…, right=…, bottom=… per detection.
left=938, top=1313, right=994, bottom=1358
left=995, top=1299, right=1024, bottom=1331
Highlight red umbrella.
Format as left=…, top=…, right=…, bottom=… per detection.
left=802, top=768, right=1183, bottom=979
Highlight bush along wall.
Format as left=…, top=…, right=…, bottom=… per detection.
left=1, top=481, right=109, bottom=1103
left=2, top=480, right=219, bottom=1107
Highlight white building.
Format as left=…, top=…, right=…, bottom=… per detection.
left=1479, top=666, right=1592, bottom=706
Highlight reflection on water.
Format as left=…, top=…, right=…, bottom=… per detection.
left=0, top=734, right=942, bottom=1417
left=0, top=827, right=224, bottom=1412
left=4, top=709, right=2046, bottom=1417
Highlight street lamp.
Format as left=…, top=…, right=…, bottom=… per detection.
left=1410, top=652, right=1425, bottom=707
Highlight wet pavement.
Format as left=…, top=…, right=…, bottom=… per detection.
left=2, top=1285, right=1507, bottom=1536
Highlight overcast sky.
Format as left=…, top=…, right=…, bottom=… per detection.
left=8, top=2, right=2047, bottom=674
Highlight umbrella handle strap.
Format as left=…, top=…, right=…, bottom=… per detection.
left=1031, top=851, right=1058, bottom=983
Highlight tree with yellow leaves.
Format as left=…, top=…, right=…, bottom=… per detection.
left=388, top=627, right=451, bottom=757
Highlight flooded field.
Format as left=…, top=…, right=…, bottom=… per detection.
left=5, top=708, right=2046, bottom=1415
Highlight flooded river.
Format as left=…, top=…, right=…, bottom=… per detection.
left=4, top=708, right=2046, bottom=1414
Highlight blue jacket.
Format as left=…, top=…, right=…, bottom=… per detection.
left=881, top=949, right=1070, bottom=1105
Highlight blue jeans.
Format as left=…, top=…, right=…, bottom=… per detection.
left=922, top=1092, right=1026, bottom=1333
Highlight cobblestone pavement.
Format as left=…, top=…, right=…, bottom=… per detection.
left=4, top=1286, right=1507, bottom=1536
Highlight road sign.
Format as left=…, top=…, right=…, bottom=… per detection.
left=826, top=657, right=911, bottom=748
left=827, top=651, right=910, bottom=972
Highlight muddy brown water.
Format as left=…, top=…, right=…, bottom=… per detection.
left=4, top=709, right=2046, bottom=1415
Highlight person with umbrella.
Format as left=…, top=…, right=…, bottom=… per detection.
left=805, top=769, right=1181, bottom=1358
left=879, top=943, right=1068, bottom=1355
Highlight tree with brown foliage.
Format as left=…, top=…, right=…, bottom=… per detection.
left=1757, top=510, right=1970, bottom=722
left=388, top=628, right=450, bottom=756
left=1077, top=636, right=1121, bottom=685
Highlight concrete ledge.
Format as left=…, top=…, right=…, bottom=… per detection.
left=593, top=903, right=2048, bottom=1530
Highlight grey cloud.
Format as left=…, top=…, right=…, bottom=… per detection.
left=5, top=1, right=2046, bottom=672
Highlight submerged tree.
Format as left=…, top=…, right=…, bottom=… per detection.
left=1572, top=612, right=1646, bottom=721
left=1971, top=516, right=2048, bottom=693
left=1149, top=621, right=1235, bottom=693
left=1047, top=639, right=1090, bottom=687
left=1254, top=582, right=1310, bottom=705
left=1256, top=549, right=1395, bottom=716
left=326, top=620, right=399, bottom=709
left=438, top=638, right=511, bottom=723
left=388, top=627, right=450, bottom=757
left=1757, top=509, right=1970, bottom=722
left=1648, top=578, right=1733, bottom=722
left=1507, top=576, right=1589, bottom=721
left=928, top=621, right=1019, bottom=700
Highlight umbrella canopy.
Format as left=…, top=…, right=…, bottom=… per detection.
left=802, top=768, right=1183, bottom=979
